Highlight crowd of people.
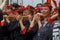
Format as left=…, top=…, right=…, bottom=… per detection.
left=0, top=0, right=60, bottom=40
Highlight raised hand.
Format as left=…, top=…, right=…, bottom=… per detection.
left=0, top=0, right=7, bottom=10
left=34, top=13, right=42, bottom=28
left=16, top=15, right=22, bottom=21
left=27, top=15, right=33, bottom=23
left=50, top=13, right=59, bottom=20
left=34, top=14, right=40, bottom=22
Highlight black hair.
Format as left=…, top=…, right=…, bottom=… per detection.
left=28, top=6, right=34, bottom=15
left=18, top=10, right=23, bottom=15
left=12, top=3, right=19, bottom=8
left=37, top=3, right=42, bottom=6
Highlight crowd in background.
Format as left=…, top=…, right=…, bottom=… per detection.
left=0, top=0, right=60, bottom=40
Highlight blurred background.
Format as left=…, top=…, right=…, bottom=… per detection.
left=0, top=0, right=59, bottom=8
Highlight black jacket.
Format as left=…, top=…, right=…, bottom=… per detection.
left=33, top=20, right=53, bottom=40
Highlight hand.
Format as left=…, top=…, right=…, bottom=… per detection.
left=51, top=13, right=59, bottom=19
left=34, top=14, right=40, bottom=22
left=16, top=15, right=22, bottom=21
left=27, top=15, right=32, bottom=20
left=0, top=0, right=7, bottom=10
left=27, top=15, right=33, bottom=22
left=37, top=13, right=44, bottom=18
left=35, top=13, right=42, bottom=28
left=33, top=14, right=37, bottom=21
left=20, top=16, right=23, bottom=22
left=6, top=18, right=10, bottom=23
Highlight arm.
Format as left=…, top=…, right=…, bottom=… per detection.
left=28, top=15, right=35, bottom=31
left=19, top=17, right=26, bottom=34
left=48, top=13, right=58, bottom=23
left=36, top=14, right=42, bottom=29
left=0, top=0, right=7, bottom=10
left=50, top=13, right=58, bottom=19
left=37, top=20, right=42, bottom=29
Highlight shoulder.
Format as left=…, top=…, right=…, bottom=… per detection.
left=53, top=20, right=60, bottom=28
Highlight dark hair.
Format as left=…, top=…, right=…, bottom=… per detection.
left=37, top=3, right=42, bottom=6
left=12, top=3, right=19, bottom=8
left=28, top=6, right=34, bottom=15
left=18, top=10, right=23, bottom=15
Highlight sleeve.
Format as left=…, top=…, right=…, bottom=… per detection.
left=39, top=22, right=53, bottom=40
left=28, top=27, right=32, bottom=31
left=8, top=20, right=19, bottom=31
left=27, top=22, right=38, bottom=34
left=1, top=20, right=5, bottom=27
left=48, top=17, right=54, bottom=24
left=21, top=27, right=26, bottom=34
left=23, top=19, right=30, bottom=27
left=20, top=19, right=30, bottom=34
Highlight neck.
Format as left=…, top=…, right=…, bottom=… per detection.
left=44, top=14, right=50, bottom=20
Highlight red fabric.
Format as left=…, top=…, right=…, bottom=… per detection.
left=6, top=4, right=12, bottom=9
left=52, top=0, right=57, bottom=7
left=15, top=10, right=20, bottom=12
left=48, top=17, right=54, bottom=24
left=0, top=20, right=5, bottom=27
left=34, top=6, right=39, bottom=12
left=1, top=20, right=5, bottom=27
left=42, top=3, right=51, bottom=7
left=28, top=27, right=32, bottom=31
left=18, top=7, right=22, bottom=10
left=54, top=9, right=58, bottom=13
left=21, top=6, right=25, bottom=10
left=26, top=5, right=31, bottom=10
left=21, top=28, right=26, bottom=34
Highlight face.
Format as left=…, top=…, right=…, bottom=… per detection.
left=41, top=6, right=50, bottom=17
left=23, top=10, right=30, bottom=16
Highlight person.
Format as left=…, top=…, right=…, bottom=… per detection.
left=36, top=3, right=42, bottom=13
left=52, top=5, right=60, bottom=40
left=15, top=6, right=37, bottom=40
left=0, top=0, right=7, bottom=21
left=33, top=3, right=53, bottom=40
left=36, top=3, right=60, bottom=40
left=0, top=0, right=7, bottom=40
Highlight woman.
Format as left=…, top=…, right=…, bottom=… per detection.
left=33, top=3, right=53, bottom=40
left=17, top=6, right=38, bottom=40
